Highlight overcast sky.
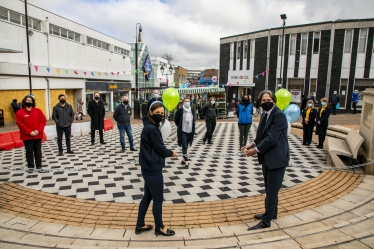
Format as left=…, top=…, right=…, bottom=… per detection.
left=29, top=0, right=374, bottom=70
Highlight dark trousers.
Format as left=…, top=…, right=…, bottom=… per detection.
left=302, top=125, right=314, bottom=144
left=319, top=135, right=326, bottom=146
left=23, top=139, right=42, bottom=168
left=204, top=120, right=216, bottom=142
left=261, top=161, right=286, bottom=227
left=238, top=124, right=252, bottom=147
left=56, top=126, right=71, bottom=151
left=118, top=125, right=134, bottom=149
left=91, top=129, right=104, bottom=143
left=353, top=101, right=357, bottom=114
left=181, top=131, right=192, bottom=161
left=332, top=104, right=337, bottom=115
left=136, top=172, right=164, bottom=230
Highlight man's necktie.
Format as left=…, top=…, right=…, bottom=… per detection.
left=256, top=113, right=268, bottom=144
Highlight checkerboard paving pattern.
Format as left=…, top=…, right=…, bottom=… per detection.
left=0, top=122, right=325, bottom=204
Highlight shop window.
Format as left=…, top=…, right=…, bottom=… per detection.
left=354, top=79, right=374, bottom=109
left=289, top=34, right=296, bottom=55
left=358, top=28, right=368, bottom=53
left=313, top=32, right=320, bottom=54
left=344, top=29, right=353, bottom=53
left=288, top=78, right=304, bottom=103
left=301, top=33, right=307, bottom=55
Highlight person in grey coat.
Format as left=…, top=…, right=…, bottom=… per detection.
left=52, top=94, right=75, bottom=156
left=113, top=96, right=137, bottom=153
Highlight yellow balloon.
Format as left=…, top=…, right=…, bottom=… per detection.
left=275, top=88, right=291, bottom=111
left=162, top=88, right=180, bottom=111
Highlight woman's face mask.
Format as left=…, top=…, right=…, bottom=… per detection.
left=308, top=104, right=312, bottom=107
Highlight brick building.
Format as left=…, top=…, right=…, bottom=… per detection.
left=220, top=18, right=374, bottom=112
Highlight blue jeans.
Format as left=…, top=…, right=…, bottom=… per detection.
left=117, top=125, right=134, bottom=149
left=136, top=172, right=164, bottom=230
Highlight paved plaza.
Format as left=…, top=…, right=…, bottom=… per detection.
left=0, top=116, right=373, bottom=248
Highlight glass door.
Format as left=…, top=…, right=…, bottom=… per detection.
left=340, top=79, right=348, bottom=109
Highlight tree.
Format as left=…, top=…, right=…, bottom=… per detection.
left=162, top=54, right=173, bottom=64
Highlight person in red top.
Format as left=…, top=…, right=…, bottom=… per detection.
left=16, top=95, right=46, bottom=172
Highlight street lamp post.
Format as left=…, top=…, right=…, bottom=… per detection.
left=24, top=0, right=32, bottom=94
left=279, top=14, right=287, bottom=89
left=135, top=23, right=142, bottom=100
left=160, top=63, right=173, bottom=88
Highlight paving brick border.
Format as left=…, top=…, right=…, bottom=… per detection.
left=0, top=170, right=364, bottom=229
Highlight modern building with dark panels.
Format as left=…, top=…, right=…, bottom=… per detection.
left=220, top=18, right=374, bottom=112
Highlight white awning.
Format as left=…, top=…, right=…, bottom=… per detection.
left=161, top=87, right=225, bottom=94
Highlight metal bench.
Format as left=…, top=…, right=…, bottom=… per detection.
left=328, top=128, right=364, bottom=167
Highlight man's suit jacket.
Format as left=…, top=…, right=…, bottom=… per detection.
left=254, top=106, right=290, bottom=169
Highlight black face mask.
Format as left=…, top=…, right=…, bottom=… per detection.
left=94, top=96, right=100, bottom=100
left=243, top=98, right=248, bottom=103
left=25, top=102, right=33, bottom=107
left=123, top=101, right=129, bottom=105
left=261, top=102, right=274, bottom=112
left=60, top=99, right=66, bottom=104
left=152, top=114, right=164, bottom=124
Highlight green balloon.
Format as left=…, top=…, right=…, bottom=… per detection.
left=162, top=88, right=180, bottom=111
left=275, top=88, right=291, bottom=111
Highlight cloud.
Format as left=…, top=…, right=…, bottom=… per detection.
left=29, top=0, right=374, bottom=69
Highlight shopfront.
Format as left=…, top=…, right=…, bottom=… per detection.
left=85, top=81, right=132, bottom=112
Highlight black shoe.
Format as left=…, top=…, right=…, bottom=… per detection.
left=66, top=150, right=75, bottom=154
left=58, top=151, right=63, bottom=156
left=254, top=213, right=277, bottom=220
left=27, top=168, right=34, bottom=173
left=195, top=133, right=197, bottom=135
left=317, top=145, right=323, bottom=149
left=203, top=140, right=206, bottom=145
left=302, top=142, right=306, bottom=145
left=316, top=145, right=320, bottom=148
left=135, top=225, right=153, bottom=235
left=155, top=228, right=175, bottom=236
left=91, top=142, right=95, bottom=146
left=121, top=149, right=126, bottom=153
left=247, top=222, right=269, bottom=231
left=130, top=147, right=138, bottom=151
left=207, top=141, right=213, bottom=144
left=36, top=167, right=47, bottom=173
left=100, top=141, right=107, bottom=145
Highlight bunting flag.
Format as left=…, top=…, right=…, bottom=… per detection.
left=74, top=71, right=78, bottom=75
left=98, top=72, right=101, bottom=76
left=46, top=68, right=50, bottom=73
left=117, top=72, right=119, bottom=75
left=236, top=82, right=239, bottom=85
left=111, top=72, right=115, bottom=75
left=268, top=69, right=270, bottom=73
left=261, top=72, right=265, bottom=77
left=83, top=72, right=87, bottom=75
left=255, top=75, right=259, bottom=79
left=123, top=71, right=126, bottom=74
left=250, top=77, right=253, bottom=81
left=104, top=72, right=108, bottom=76
left=222, top=84, right=225, bottom=88
left=91, top=72, right=94, bottom=76
left=229, top=83, right=232, bottom=88
left=56, top=69, right=60, bottom=75
left=34, top=66, right=38, bottom=72
left=65, top=70, right=68, bottom=74
left=244, top=80, right=246, bottom=83
left=143, top=72, right=147, bottom=76
left=159, top=78, right=162, bottom=80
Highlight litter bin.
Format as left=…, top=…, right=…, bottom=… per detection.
left=141, top=102, right=149, bottom=117
left=0, top=109, right=4, bottom=127
left=133, top=99, right=141, bottom=119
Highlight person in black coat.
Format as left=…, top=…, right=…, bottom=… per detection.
left=242, top=90, right=289, bottom=230
left=174, top=97, right=195, bottom=168
left=315, top=97, right=331, bottom=149
left=11, top=99, right=21, bottom=114
left=300, top=95, right=307, bottom=114
left=301, top=100, right=317, bottom=146
left=201, top=97, right=219, bottom=144
left=87, top=92, right=106, bottom=145
left=136, top=101, right=178, bottom=237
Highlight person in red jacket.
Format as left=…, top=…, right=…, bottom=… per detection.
left=16, top=95, right=46, bottom=172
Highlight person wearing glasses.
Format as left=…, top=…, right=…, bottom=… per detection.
left=136, top=101, right=178, bottom=236
left=237, top=94, right=253, bottom=149
left=242, top=90, right=289, bottom=231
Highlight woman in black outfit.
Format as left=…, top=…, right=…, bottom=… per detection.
left=301, top=100, right=317, bottom=146
left=315, top=97, right=331, bottom=149
left=135, top=101, right=178, bottom=236
left=201, top=97, right=219, bottom=144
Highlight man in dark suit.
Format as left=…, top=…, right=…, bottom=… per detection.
left=242, top=90, right=290, bottom=230
left=87, top=92, right=106, bottom=145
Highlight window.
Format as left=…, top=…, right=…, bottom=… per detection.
left=288, top=78, right=304, bottom=102
left=313, top=32, right=320, bottom=54
left=61, top=28, right=68, bottom=38
left=9, top=11, right=20, bottom=24
left=310, top=79, right=317, bottom=94
left=230, top=43, right=233, bottom=60
left=358, top=28, right=368, bottom=53
left=301, top=33, right=307, bottom=55
left=114, top=46, right=128, bottom=55
left=74, top=33, right=80, bottom=42
left=250, top=39, right=255, bottom=58
left=339, top=79, right=348, bottom=109
left=278, top=36, right=283, bottom=56
left=0, top=7, right=7, bottom=21
left=289, top=34, right=296, bottom=55
left=344, top=29, right=353, bottom=53
left=87, top=37, right=92, bottom=45
left=237, top=42, right=241, bottom=59
left=244, top=41, right=247, bottom=59
left=51, top=25, right=60, bottom=36
left=67, top=30, right=73, bottom=40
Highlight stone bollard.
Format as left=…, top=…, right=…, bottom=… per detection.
left=359, top=88, right=374, bottom=175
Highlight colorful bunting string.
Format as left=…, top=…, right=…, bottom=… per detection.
left=46, top=68, right=50, bottom=73
left=34, top=66, right=38, bottom=72
left=56, top=69, right=60, bottom=75
left=74, top=71, right=78, bottom=75
left=104, top=72, right=108, bottom=76
left=65, top=70, right=68, bottom=74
